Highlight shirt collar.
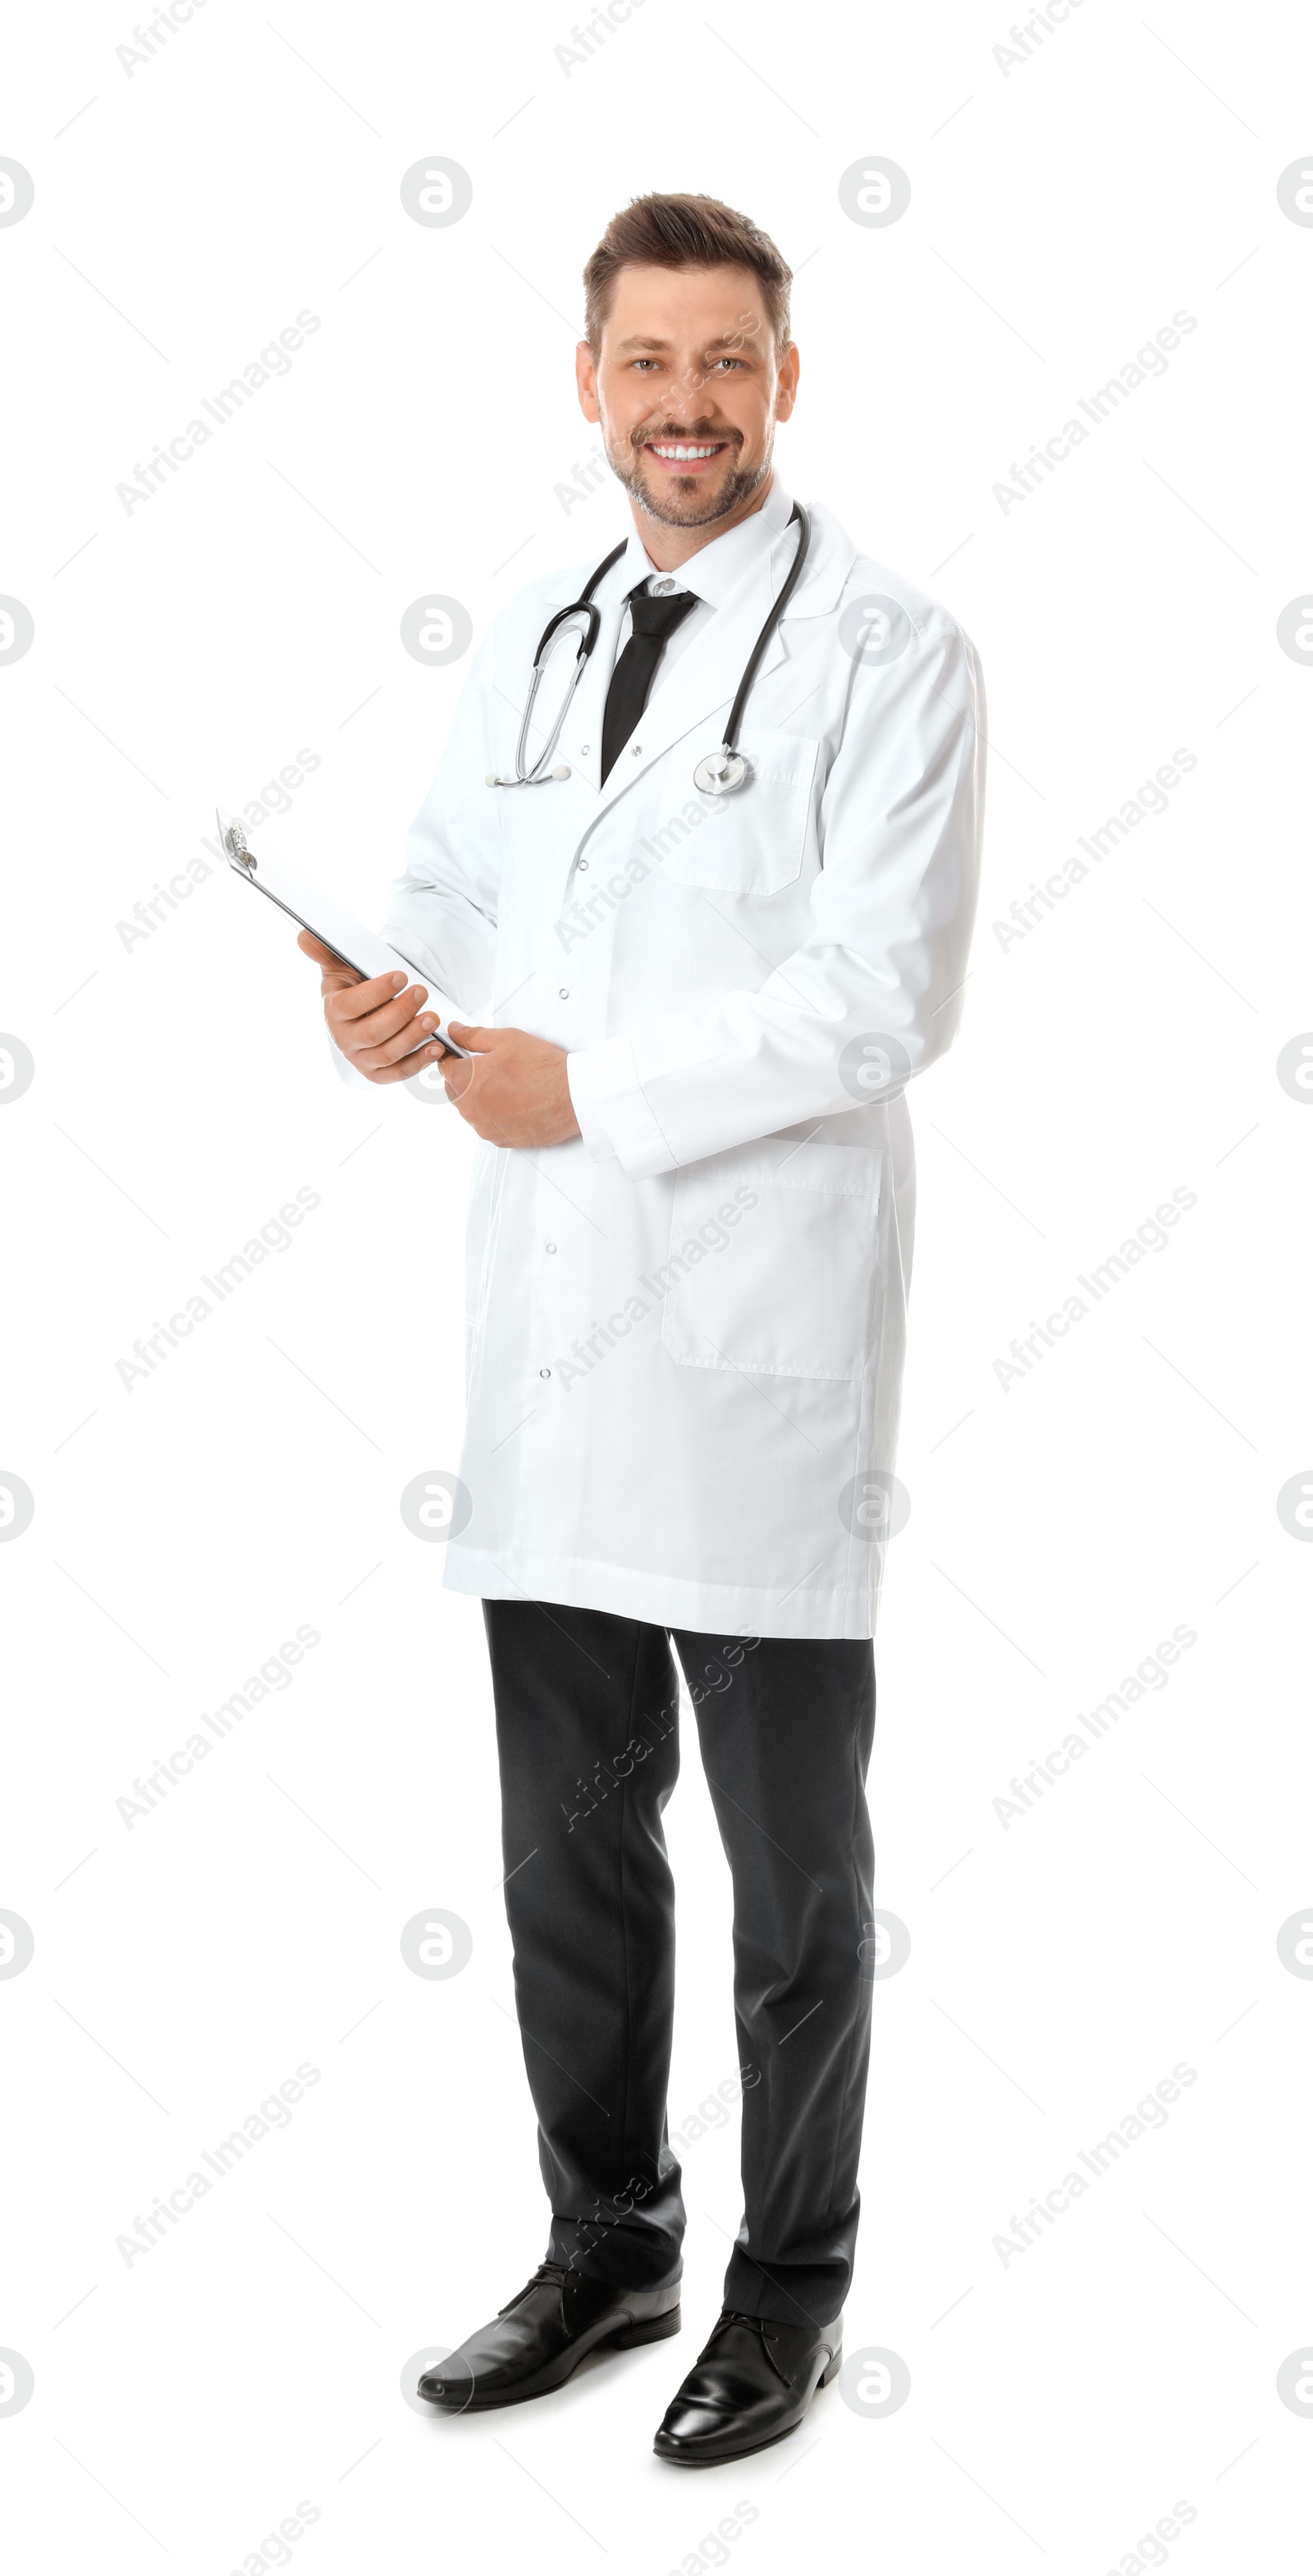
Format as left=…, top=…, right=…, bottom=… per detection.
left=618, top=474, right=795, bottom=606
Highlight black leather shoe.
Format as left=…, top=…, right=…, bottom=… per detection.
left=416, top=2262, right=682, bottom=2413
left=652, top=2309, right=842, bottom=2465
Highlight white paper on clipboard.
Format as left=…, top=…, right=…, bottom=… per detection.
left=215, top=811, right=471, bottom=1057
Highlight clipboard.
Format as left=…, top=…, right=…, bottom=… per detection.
left=215, top=811, right=471, bottom=1057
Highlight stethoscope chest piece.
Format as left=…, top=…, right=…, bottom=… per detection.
left=693, top=747, right=749, bottom=797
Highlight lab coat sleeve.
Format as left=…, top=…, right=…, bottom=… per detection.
left=566, top=611, right=985, bottom=1176
left=328, top=623, right=504, bottom=1087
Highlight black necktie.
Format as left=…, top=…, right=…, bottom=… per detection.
left=600, top=587, right=698, bottom=783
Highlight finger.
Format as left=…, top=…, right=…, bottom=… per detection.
left=330, top=970, right=424, bottom=1028
left=352, top=1007, right=444, bottom=1069
left=334, top=985, right=428, bottom=1044
left=361, top=1041, right=448, bottom=1087
left=332, top=1006, right=428, bottom=1069
left=297, top=930, right=357, bottom=976
left=446, top=1021, right=496, bottom=1052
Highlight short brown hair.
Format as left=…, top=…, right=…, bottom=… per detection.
left=583, top=193, right=793, bottom=354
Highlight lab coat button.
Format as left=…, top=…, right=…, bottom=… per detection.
left=546, top=1243, right=556, bottom=1254
left=539, top=1367, right=551, bottom=1378
left=559, top=988, right=569, bottom=999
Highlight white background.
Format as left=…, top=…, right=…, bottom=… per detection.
left=2, top=1, right=1311, bottom=2568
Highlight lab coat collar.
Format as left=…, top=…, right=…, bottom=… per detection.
left=547, top=486, right=856, bottom=806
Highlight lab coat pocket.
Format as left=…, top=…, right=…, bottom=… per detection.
left=664, top=729, right=819, bottom=894
left=661, top=1135, right=881, bottom=1381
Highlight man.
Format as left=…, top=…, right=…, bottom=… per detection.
left=301, top=193, right=984, bottom=2464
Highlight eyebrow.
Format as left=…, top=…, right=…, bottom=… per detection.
left=611, top=332, right=762, bottom=356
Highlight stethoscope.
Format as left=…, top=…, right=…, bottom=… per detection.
left=484, top=500, right=812, bottom=799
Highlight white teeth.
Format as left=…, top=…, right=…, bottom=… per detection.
left=652, top=443, right=719, bottom=459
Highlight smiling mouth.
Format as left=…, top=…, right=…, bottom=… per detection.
left=643, top=439, right=730, bottom=473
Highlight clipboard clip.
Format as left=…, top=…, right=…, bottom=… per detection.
left=216, top=808, right=254, bottom=870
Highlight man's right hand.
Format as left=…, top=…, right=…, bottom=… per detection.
left=297, top=931, right=449, bottom=1085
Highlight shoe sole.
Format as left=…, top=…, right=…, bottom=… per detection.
left=652, top=2345, right=842, bottom=2467
left=418, top=2300, right=683, bottom=2413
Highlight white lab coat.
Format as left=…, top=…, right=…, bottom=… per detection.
left=366, top=483, right=985, bottom=1639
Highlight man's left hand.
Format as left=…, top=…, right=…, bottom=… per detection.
left=442, top=1025, right=581, bottom=1149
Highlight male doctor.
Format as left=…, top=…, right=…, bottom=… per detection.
left=301, top=193, right=984, bottom=2466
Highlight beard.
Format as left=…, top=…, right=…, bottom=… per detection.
left=605, top=427, right=771, bottom=528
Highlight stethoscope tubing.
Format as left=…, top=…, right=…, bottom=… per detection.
left=719, top=500, right=810, bottom=759
left=507, top=538, right=626, bottom=788
left=492, top=500, right=811, bottom=791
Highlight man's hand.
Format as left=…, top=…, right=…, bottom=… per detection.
left=297, top=932, right=580, bottom=1143
left=298, top=930, right=447, bottom=1085
left=443, top=1025, right=581, bottom=1148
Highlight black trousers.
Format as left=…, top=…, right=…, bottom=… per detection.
left=483, top=1599, right=877, bottom=2330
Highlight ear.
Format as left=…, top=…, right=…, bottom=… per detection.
left=576, top=339, right=601, bottom=423
left=774, top=340, right=800, bottom=424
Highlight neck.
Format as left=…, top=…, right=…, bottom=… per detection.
left=629, top=469, right=775, bottom=573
